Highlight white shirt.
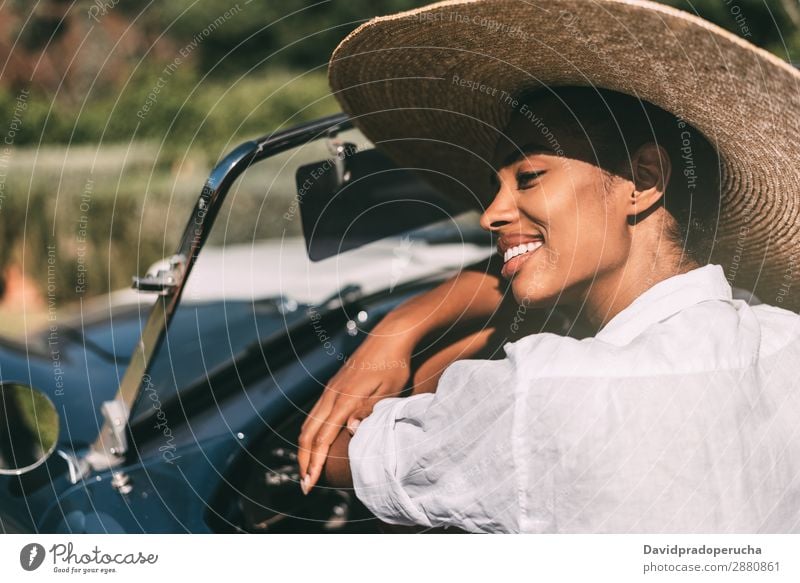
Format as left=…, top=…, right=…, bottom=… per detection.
left=348, top=264, right=800, bottom=533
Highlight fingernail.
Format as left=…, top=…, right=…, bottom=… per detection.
left=300, top=475, right=310, bottom=495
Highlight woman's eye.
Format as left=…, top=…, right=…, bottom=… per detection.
left=516, top=170, right=544, bottom=190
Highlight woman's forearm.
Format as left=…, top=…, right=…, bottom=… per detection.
left=373, top=253, right=509, bottom=344
left=322, top=428, right=353, bottom=489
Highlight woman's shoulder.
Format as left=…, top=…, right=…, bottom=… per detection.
left=748, top=301, right=800, bottom=356
left=500, top=296, right=797, bottom=378
left=502, top=331, right=627, bottom=379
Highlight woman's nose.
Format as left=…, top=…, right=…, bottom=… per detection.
left=479, top=184, right=518, bottom=232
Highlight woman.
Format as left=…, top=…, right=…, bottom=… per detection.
left=297, top=0, right=800, bottom=532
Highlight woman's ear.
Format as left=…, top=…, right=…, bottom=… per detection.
left=628, top=142, right=671, bottom=218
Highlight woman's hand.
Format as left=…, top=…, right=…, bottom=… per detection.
left=297, top=323, right=414, bottom=494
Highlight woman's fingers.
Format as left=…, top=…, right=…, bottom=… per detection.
left=296, top=345, right=413, bottom=493
left=297, top=393, right=335, bottom=477
left=302, top=403, right=354, bottom=494
left=298, top=374, right=385, bottom=475
left=298, top=380, right=369, bottom=477
left=346, top=405, right=376, bottom=435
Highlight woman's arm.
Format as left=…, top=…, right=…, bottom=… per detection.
left=298, top=252, right=512, bottom=493
left=322, top=426, right=353, bottom=489
left=376, top=252, right=508, bottom=342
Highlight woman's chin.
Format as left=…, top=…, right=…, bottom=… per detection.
left=512, top=267, right=567, bottom=305
left=511, top=279, right=545, bottom=307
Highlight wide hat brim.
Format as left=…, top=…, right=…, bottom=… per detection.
left=328, top=0, right=800, bottom=310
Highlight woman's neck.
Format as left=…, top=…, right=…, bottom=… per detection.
left=573, top=252, right=701, bottom=335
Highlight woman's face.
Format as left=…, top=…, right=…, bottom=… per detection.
left=480, top=96, right=634, bottom=308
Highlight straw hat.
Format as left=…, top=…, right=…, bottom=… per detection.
left=328, top=0, right=800, bottom=310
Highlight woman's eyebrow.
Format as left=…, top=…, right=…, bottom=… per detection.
left=489, top=142, right=556, bottom=185
left=499, top=142, right=555, bottom=169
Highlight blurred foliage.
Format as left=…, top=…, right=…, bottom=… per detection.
left=116, top=0, right=428, bottom=76
left=0, top=138, right=311, bottom=305
left=0, top=144, right=192, bottom=304
left=118, top=0, right=800, bottom=74
left=664, top=0, right=800, bottom=61
left=0, top=0, right=417, bottom=153
left=0, top=0, right=795, bottom=153
left=0, top=67, right=337, bottom=160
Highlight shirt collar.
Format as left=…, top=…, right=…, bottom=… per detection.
left=595, top=263, right=732, bottom=346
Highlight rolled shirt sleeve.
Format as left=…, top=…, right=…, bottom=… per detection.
left=348, top=356, right=520, bottom=532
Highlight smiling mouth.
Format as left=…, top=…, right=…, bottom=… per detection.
left=503, top=241, right=544, bottom=264
left=500, top=239, right=544, bottom=279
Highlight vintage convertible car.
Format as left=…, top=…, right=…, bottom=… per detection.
left=1, top=114, right=572, bottom=533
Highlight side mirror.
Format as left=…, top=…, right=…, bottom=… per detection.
left=296, top=145, right=474, bottom=261
left=0, top=383, right=59, bottom=476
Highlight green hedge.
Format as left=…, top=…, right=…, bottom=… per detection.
left=0, top=71, right=338, bottom=305
left=0, top=68, right=337, bottom=155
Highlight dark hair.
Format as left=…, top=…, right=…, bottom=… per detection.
left=515, top=86, right=721, bottom=264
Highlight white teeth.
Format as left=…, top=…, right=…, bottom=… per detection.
left=503, top=240, right=543, bottom=263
